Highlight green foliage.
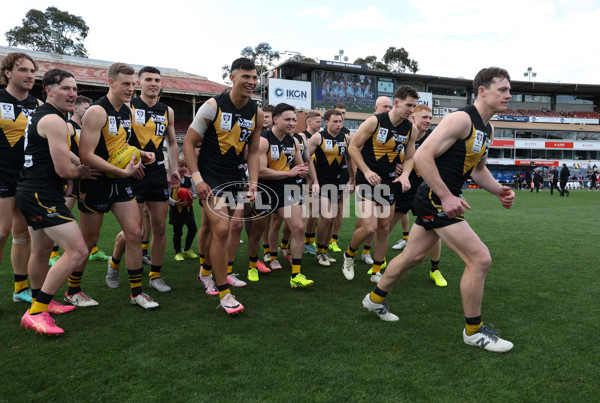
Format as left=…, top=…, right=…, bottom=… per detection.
left=1, top=189, right=599, bottom=400
left=5, top=7, right=89, bottom=58
left=353, top=55, right=389, bottom=71
left=239, top=42, right=280, bottom=80
left=383, top=46, right=419, bottom=73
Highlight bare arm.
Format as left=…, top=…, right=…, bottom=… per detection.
left=165, top=106, right=181, bottom=187
left=245, top=108, right=264, bottom=201
left=395, top=123, right=417, bottom=192
left=348, top=116, right=379, bottom=184
left=41, top=115, right=80, bottom=180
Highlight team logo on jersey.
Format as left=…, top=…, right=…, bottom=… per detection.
left=221, top=113, right=232, bottom=131
left=393, top=133, right=408, bottom=143
left=376, top=128, right=389, bottom=143
left=108, top=116, right=118, bottom=134
left=0, top=103, right=15, bottom=120
left=135, top=109, right=146, bottom=125
left=238, top=118, right=254, bottom=129
left=325, top=139, right=333, bottom=151
left=270, top=145, right=280, bottom=160
left=472, top=130, right=486, bottom=153
left=151, top=115, right=167, bottom=123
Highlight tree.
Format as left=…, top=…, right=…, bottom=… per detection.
left=383, top=47, right=419, bottom=73
left=353, top=55, right=389, bottom=71
left=5, top=7, right=89, bottom=58
left=239, top=42, right=280, bottom=82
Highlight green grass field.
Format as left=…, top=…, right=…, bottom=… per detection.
left=1, top=189, right=599, bottom=401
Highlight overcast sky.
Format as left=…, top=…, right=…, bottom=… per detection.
left=1, top=0, right=599, bottom=85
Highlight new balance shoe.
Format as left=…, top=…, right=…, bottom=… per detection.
left=392, top=239, right=407, bottom=250
left=325, top=253, right=336, bottom=263
left=106, top=261, right=119, bottom=288
left=328, top=241, right=342, bottom=253
left=174, top=253, right=184, bottom=261
left=270, top=259, right=282, bottom=270
left=342, top=255, right=355, bottom=280
left=290, top=273, right=314, bottom=288
left=463, top=325, right=513, bottom=353
left=142, top=255, right=152, bottom=265
left=227, top=273, right=247, bottom=287
left=316, top=253, right=330, bottom=267
left=47, top=300, right=75, bottom=314
left=48, top=255, right=60, bottom=267
left=361, top=293, right=399, bottom=321
left=247, top=268, right=259, bottom=282
left=361, top=253, right=374, bottom=265
left=130, top=292, right=159, bottom=310
left=64, top=291, right=98, bottom=307
left=219, top=293, right=244, bottom=315
left=430, top=270, right=447, bottom=287
left=370, top=271, right=382, bottom=283
left=89, top=249, right=110, bottom=261
left=182, top=249, right=198, bottom=259
left=197, top=273, right=219, bottom=295
left=257, top=260, right=272, bottom=273
left=263, top=253, right=271, bottom=263
left=304, top=243, right=317, bottom=255
left=21, top=310, right=64, bottom=335
left=13, top=288, right=33, bottom=303
left=278, top=247, right=292, bottom=264
left=149, top=277, right=172, bottom=292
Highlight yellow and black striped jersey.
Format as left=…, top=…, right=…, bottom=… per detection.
left=18, top=103, right=70, bottom=193
left=198, top=93, right=258, bottom=178
left=0, top=89, right=39, bottom=176
left=129, top=97, right=168, bottom=171
left=360, top=112, right=411, bottom=179
left=313, top=129, right=348, bottom=185
left=68, top=119, right=81, bottom=156
left=436, top=104, right=492, bottom=194
left=91, top=96, right=132, bottom=163
left=260, top=129, right=297, bottom=192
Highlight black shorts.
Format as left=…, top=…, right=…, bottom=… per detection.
left=78, top=176, right=135, bottom=214
left=253, top=184, right=303, bottom=217
left=0, top=167, right=20, bottom=197
left=317, top=182, right=343, bottom=204
left=15, top=189, right=75, bottom=230
left=355, top=177, right=396, bottom=206
left=413, top=184, right=464, bottom=230
left=394, top=180, right=421, bottom=213
left=132, top=168, right=169, bottom=203
left=200, top=171, right=246, bottom=208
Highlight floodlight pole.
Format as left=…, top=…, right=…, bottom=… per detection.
left=524, top=67, right=537, bottom=82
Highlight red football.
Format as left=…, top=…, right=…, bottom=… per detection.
left=177, top=188, right=193, bottom=207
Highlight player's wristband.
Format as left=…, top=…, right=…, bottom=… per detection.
left=191, top=172, right=203, bottom=186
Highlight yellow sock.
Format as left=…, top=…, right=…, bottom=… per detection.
left=29, top=301, right=49, bottom=315
left=14, top=279, right=28, bottom=294
left=50, top=250, right=60, bottom=259
left=110, top=258, right=120, bottom=269
left=345, top=247, right=357, bottom=258
left=90, top=245, right=99, bottom=255
left=219, top=288, right=231, bottom=299
left=369, top=291, right=385, bottom=304
left=227, top=262, right=233, bottom=274
left=317, top=247, right=326, bottom=254
left=149, top=271, right=160, bottom=280
left=371, top=262, right=382, bottom=274
left=292, top=264, right=301, bottom=275
left=465, top=322, right=483, bottom=336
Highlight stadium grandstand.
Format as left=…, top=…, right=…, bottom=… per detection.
left=266, top=59, right=600, bottom=184
left=0, top=45, right=228, bottom=142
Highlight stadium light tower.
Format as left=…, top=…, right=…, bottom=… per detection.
left=524, top=67, right=537, bottom=82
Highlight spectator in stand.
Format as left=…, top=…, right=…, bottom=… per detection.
left=559, top=163, right=570, bottom=197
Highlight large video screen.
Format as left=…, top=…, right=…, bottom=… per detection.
left=314, top=70, right=394, bottom=113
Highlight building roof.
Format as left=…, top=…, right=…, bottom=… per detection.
left=0, top=46, right=227, bottom=97
left=275, top=60, right=600, bottom=100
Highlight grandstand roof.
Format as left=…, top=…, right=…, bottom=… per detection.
left=275, top=60, right=600, bottom=100
left=0, top=46, right=227, bottom=97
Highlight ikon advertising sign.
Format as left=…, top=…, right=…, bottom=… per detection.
left=268, top=78, right=312, bottom=109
